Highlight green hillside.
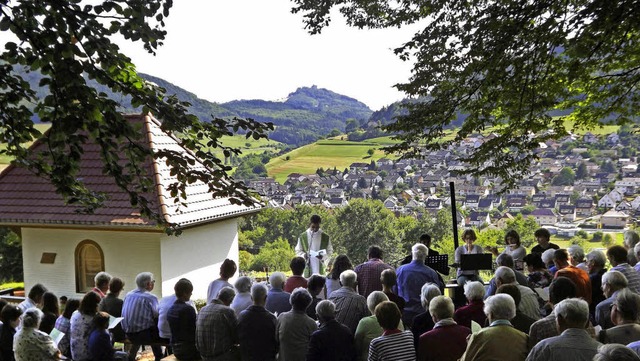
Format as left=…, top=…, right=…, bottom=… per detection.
left=7, top=65, right=373, bottom=148
left=266, top=138, right=401, bottom=183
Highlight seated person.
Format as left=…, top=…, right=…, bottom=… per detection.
left=598, top=289, right=640, bottom=344
left=419, top=296, right=471, bottom=361
left=167, top=279, right=200, bottom=361
left=453, top=281, right=486, bottom=329
left=368, top=301, right=415, bottom=360
left=0, top=304, right=21, bottom=361
left=455, top=229, right=483, bottom=285
left=523, top=253, right=553, bottom=289
left=489, top=230, right=526, bottom=270
left=88, top=312, right=128, bottom=361
left=459, top=294, right=528, bottom=361
left=13, top=308, right=60, bottom=361
left=285, top=257, right=308, bottom=292
left=495, top=284, right=536, bottom=334
left=411, top=283, right=441, bottom=349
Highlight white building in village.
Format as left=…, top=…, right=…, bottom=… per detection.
left=0, top=114, right=259, bottom=300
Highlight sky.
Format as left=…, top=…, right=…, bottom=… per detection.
left=113, top=0, right=422, bottom=110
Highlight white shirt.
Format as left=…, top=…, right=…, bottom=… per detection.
left=295, top=228, right=333, bottom=275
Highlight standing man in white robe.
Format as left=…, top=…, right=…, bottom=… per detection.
left=295, top=214, right=333, bottom=277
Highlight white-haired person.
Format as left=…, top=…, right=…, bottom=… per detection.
left=418, top=295, right=471, bottom=361
left=567, top=245, right=588, bottom=272
left=396, top=243, right=444, bottom=327
left=494, top=266, right=541, bottom=321
left=277, top=288, right=318, bottom=361
left=329, top=270, right=368, bottom=334
left=265, top=272, right=292, bottom=315
left=586, top=249, right=607, bottom=317
left=410, top=283, right=441, bottom=349
left=527, top=298, right=601, bottom=361
left=230, top=276, right=253, bottom=315
left=596, top=270, right=629, bottom=329
left=453, top=281, right=487, bottom=329
left=542, top=248, right=558, bottom=276
left=459, top=294, right=528, bottom=361
left=595, top=344, right=640, bottom=361
left=354, top=291, right=404, bottom=361
left=196, top=287, right=239, bottom=360
left=598, top=289, right=640, bottom=344
left=121, top=272, right=164, bottom=361
left=92, top=271, right=112, bottom=299
left=368, top=301, right=415, bottom=361
left=306, top=300, right=356, bottom=361
left=238, top=283, right=278, bottom=361
left=624, top=230, right=640, bottom=267
left=13, top=308, right=60, bottom=361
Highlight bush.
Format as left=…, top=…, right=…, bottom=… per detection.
left=250, top=238, right=296, bottom=272
left=0, top=228, right=22, bottom=283
left=239, top=250, right=254, bottom=272
left=602, top=234, right=614, bottom=247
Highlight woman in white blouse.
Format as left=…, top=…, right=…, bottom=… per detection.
left=13, top=308, right=60, bottom=361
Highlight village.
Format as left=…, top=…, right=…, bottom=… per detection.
left=246, top=129, right=640, bottom=234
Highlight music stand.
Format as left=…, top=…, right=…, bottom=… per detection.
left=460, top=253, right=493, bottom=271
left=426, top=255, right=450, bottom=275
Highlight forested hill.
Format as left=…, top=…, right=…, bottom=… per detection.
left=224, top=85, right=373, bottom=145
left=145, top=78, right=373, bottom=145
left=11, top=65, right=374, bottom=147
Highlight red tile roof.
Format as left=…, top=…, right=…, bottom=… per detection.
left=0, top=114, right=260, bottom=229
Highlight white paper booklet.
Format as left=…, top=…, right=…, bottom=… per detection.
left=49, top=328, right=65, bottom=347
left=108, top=316, right=123, bottom=330
left=309, top=249, right=327, bottom=258
left=471, top=320, right=482, bottom=334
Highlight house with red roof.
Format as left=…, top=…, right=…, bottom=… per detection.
left=0, top=114, right=260, bottom=300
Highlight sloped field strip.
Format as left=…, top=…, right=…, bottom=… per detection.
left=267, top=139, right=400, bottom=183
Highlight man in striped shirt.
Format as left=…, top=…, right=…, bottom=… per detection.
left=121, top=272, right=164, bottom=361
left=329, top=270, right=369, bottom=334
left=607, top=245, right=640, bottom=294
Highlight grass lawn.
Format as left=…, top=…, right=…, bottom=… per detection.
left=207, top=135, right=282, bottom=159
left=266, top=139, right=399, bottom=183
left=547, top=232, right=624, bottom=252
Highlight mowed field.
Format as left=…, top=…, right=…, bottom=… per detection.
left=266, top=138, right=401, bottom=183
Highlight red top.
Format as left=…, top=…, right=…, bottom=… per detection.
left=556, top=265, right=592, bottom=304
left=453, top=300, right=486, bottom=329
left=284, top=275, right=308, bottom=293
left=418, top=324, right=471, bottom=361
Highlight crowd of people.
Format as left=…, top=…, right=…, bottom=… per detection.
left=2, top=214, right=640, bottom=361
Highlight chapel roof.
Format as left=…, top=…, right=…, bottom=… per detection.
left=0, top=114, right=260, bottom=230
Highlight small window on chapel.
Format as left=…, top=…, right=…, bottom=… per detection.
left=75, top=240, right=104, bottom=293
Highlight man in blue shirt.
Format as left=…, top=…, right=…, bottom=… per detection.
left=167, top=278, right=199, bottom=361
left=237, top=283, right=278, bottom=360
left=396, top=243, right=444, bottom=327
left=121, top=272, right=164, bottom=361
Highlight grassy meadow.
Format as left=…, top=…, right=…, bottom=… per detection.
left=266, top=138, right=401, bottom=183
